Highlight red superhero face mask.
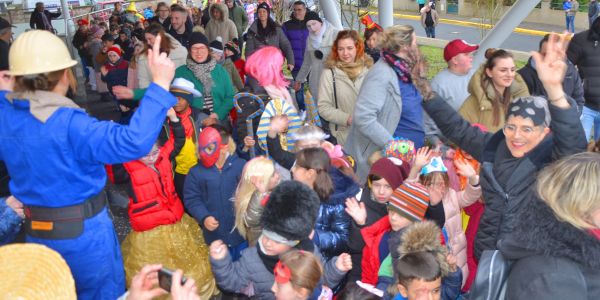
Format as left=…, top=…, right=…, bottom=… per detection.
left=198, top=127, right=224, bottom=168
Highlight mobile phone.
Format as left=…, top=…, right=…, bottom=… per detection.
left=158, top=268, right=188, bottom=292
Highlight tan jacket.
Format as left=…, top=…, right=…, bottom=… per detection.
left=458, top=65, right=530, bottom=132
left=420, top=8, right=439, bottom=28
left=205, top=3, right=239, bottom=43
left=318, top=66, right=369, bottom=146
left=137, top=34, right=188, bottom=88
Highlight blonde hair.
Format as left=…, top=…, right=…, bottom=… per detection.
left=234, top=157, right=275, bottom=237
left=280, top=250, right=323, bottom=295
left=378, top=25, right=414, bottom=53
left=536, top=152, right=600, bottom=229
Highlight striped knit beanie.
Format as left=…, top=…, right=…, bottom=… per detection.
left=388, top=182, right=430, bottom=222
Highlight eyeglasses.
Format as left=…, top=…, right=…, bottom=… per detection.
left=502, top=124, right=540, bottom=136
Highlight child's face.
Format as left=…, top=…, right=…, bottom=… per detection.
left=173, top=97, right=189, bottom=113
left=388, top=209, right=412, bottom=231
left=398, top=278, right=442, bottom=300
left=371, top=178, right=394, bottom=203
left=271, top=281, right=307, bottom=300
left=108, top=52, right=120, bottom=64
left=260, top=234, right=292, bottom=256
left=140, top=145, right=160, bottom=166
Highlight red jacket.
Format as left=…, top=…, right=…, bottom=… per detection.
left=360, top=216, right=391, bottom=285
left=462, top=201, right=484, bottom=292
left=123, top=138, right=184, bottom=232
left=233, top=58, right=246, bottom=83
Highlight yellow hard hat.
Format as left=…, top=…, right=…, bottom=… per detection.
left=9, top=30, right=77, bottom=76
left=126, top=2, right=137, bottom=12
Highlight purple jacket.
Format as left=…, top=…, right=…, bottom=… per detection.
left=282, top=16, right=309, bottom=73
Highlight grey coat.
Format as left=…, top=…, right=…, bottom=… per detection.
left=245, top=21, right=294, bottom=65
left=210, top=245, right=347, bottom=299
left=295, top=21, right=339, bottom=100
left=345, top=59, right=403, bottom=183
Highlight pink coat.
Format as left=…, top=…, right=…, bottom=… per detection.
left=442, top=182, right=481, bottom=288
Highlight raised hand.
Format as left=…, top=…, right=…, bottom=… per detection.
left=166, top=108, right=179, bottom=122
left=209, top=240, right=229, bottom=260
left=268, top=115, right=289, bottom=138
left=6, top=196, right=24, bottom=218
left=147, top=34, right=175, bottom=92
left=335, top=253, right=353, bottom=272
left=344, top=197, right=367, bottom=226
left=454, top=159, right=476, bottom=178
left=531, top=32, right=569, bottom=106
left=413, top=147, right=434, bottom=170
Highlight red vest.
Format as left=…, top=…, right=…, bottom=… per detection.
left=124, top=143, right=184, bottom=232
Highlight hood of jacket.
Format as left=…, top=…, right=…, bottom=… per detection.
left=499, top=196, right=600, bottom=270
left=328, top=167, right=360, bottom=205
left=467, top=64, right=529, bottom=111
left=210, top=3, right=229, bottom=22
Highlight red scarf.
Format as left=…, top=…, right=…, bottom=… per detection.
left=176, top=107, right=194, bottom=139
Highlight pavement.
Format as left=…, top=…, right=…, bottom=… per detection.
left=365, top=9, right=579, bottom=52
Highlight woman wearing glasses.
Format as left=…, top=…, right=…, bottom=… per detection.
left=416, top=33, right=587, bottom=261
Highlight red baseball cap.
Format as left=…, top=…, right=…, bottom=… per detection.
left=444, top=39, right=479, bottom=62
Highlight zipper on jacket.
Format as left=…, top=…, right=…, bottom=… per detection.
left=132, top=201, right=159, bottom=214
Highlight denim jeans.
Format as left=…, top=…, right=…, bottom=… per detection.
left=292, top=68, right=306, bottom=111
left=566, top=15, right=575, bottom=33
left=425, top=26, right=436, bottom=38
left=580, top=106, right=600, bottom=142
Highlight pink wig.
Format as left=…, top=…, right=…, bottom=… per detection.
left=245, top=46, right=289, bottom=88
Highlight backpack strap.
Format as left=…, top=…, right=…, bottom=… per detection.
left=331, top=68, right=339, bottom=131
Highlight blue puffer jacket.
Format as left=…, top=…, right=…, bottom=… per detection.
left=313, top=167, right=360, bottom=260
left=282, top=15, right=309, bottom=73
left=183, top=153, right=246, bottom=247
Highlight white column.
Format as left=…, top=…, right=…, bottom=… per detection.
left=378, top=0, right=394, bottom=28
left=321, top=0, right=344, bottom=29
left=472, top=0, right=540, bottom=67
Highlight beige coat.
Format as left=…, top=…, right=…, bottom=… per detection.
left=317, top=65, right=369, bottom=146
left=205, top=3, right=239, bottom=43
left=458, top=65, right=530, bottom=132
left=137, top=34, right=188, bottom=88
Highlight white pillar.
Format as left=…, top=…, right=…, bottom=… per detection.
left=379, top=0, right=394, bottom=28
left=60, top=0, right=87, bottom=101
left=472, top=0, right=540, bottom=67
left=321, top=0, right=344, bottom=29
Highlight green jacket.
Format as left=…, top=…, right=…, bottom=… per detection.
left=133, top=64, right=235, bottom=120
left=228, top=4, right=248, bottom=39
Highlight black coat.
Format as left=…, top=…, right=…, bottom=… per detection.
left=29, top=10, right=61, bottom=30
left=499, top=197, right=600, bottom=300
left=518, top=58, right=584, bottom=114
left=567, top=17, right=600, bottom=111
left=423, top=94, right=587, bottom=260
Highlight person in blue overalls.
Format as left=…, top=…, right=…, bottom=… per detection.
left=0, top=30, right=177, bottom=299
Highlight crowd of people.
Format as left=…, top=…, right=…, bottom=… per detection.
left=0, top=0, right=599, bottom=300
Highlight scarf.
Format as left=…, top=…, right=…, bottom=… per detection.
left=187, top=57, right=217, bottom=97
left=334, top=58, right=368, bottom=81
left=308, top=21, right=327, bottom=50
left=381, top=50, right=412, bottom=83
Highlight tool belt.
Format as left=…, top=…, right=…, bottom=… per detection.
left=24, top=191, right=107, bottom=240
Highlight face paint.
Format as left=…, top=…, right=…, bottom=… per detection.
left=198, top=127, right=223, bottom=168
left=274, top=261, right=292, bottom=284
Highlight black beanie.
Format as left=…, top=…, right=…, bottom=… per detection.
left=209, top=39, right=223, bottom=51
left=189, top=32, right=209, bottom=49
left=257, top=2, right=270, bottom=14
left=260, top=181, right=320, bottom=241
left=304, top=11, right=322, bottom=24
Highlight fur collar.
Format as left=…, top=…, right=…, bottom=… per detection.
left=501, top=197, right=600, bottom=269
